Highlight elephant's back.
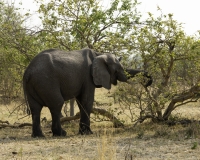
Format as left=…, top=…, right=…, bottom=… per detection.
left=51, top=49, right=93, bottom=83
left=25, top=48, right=97, bottom=75
left=23, top=48, right=96, bottom=101
left=24, top=49, right=55, bottom=76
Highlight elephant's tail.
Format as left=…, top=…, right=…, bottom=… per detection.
left=23, top=72, right=31, bottom=115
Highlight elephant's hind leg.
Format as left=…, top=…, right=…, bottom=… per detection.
left=48, top=99, right=66, bottom=136
left=27, top=96, right=44, bottom=137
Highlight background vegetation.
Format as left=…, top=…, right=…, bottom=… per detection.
left=0, top=0, right=200, bottom=125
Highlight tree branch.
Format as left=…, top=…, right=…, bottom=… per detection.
left=60, top=108, right=124, bottom=127
left=163, top=85, right=200, bottom=120
left=0, top=107, right=124, bottom=129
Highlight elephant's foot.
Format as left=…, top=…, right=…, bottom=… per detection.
left=52, top=128, right=67, bottom=137
left=79, top=125, right=93, bottom=135
left=32, top=131, right=45, bottom=138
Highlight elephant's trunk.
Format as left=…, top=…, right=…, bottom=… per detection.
left=124, top=69, right=153, bottom=87
left=143, top=71, right=153, bottom=87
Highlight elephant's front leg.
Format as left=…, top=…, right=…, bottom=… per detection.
left=77, top=97, right=94, bottom=135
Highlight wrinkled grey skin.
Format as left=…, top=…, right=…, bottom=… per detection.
left=23, top=48, right=129, bottom=137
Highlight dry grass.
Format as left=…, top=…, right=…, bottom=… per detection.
left=0, top=88, right=200, bottom=159
left=0, top=124, right=200, bottom=160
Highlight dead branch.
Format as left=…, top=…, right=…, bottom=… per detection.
left=60, top=112, right=80, bottom=123
left=60, top=108, right=124, bottom=127
left=92, top=108, right=124, bottom=127
left=163, top=85, right=200, bottom=120
left=0, top=120, right=9, bottom=124
left=133, top=115, right=155, bottom=127
left=0, top=122, right=32, bottom=128
left=0, top=107, right=124, bottom=129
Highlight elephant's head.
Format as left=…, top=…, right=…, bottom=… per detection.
left=92, top=54, right=127, bottom=90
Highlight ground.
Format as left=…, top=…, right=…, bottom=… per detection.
left=0, top=124, right=200, bottom=160
left=0, top=88, right=200, bottom=160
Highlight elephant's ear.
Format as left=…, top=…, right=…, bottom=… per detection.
left=92, top=55, right=111, bottom=90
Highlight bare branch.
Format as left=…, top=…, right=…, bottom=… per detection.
left=163, top=85, right=200, bottom=120
left=60, top=108, right=124, bottom=127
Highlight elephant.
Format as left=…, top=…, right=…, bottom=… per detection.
left=23, top=48, right=152, bottom=137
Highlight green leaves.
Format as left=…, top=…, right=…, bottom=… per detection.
left=0, top=1, right=47, bottom=99
left=36, top=0, right=140, bottom=51
left=114, top=8, right=200, bottom=122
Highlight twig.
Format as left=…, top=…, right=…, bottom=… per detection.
left=0, top=122, right=32, bottom=128
left=18, top=114, right=30, bottom=120
left=0, top=120, right=9, bottom=124
left=9, top=102, right=25, bottom=117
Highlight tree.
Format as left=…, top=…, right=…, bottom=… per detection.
left=0, top=1, right=45, bottom=102
left=115, top=10, right=200, bottom=123
left=36, top=0, right=140, bottom=55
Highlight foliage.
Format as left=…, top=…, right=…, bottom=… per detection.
left=0, top=1, right=45, bottom=101
left=0, top=2, right=26, bottom=100
left=115, top=10, right=200, bottom=123
left=36, top=0, right=140, bottom=55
